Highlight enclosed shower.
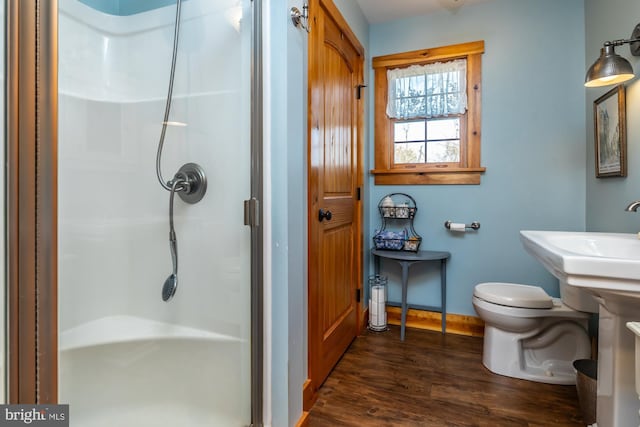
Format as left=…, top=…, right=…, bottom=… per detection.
left=57, top=0, right=258, bottom=425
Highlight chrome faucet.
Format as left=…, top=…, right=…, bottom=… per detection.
left=625, top=200, right=640, bottom=212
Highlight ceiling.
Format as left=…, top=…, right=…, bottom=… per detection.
left=354, top=0, right=495, bottom=24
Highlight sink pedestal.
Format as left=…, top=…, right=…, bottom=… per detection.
left=596, top=302, right=640, bottom=427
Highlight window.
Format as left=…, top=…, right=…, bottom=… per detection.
left=394, top=118, right=460, bottom=164
left=371, top=41, right=485, bottom=185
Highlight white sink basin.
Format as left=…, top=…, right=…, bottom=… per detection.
left=520, top=230, right=640, bottom=300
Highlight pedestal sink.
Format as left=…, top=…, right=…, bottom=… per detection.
left=520, top=230, right=640, bottom=427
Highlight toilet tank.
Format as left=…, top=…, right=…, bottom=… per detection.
left=559, top=279, right=599, bottom=313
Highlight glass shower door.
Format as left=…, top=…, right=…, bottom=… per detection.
left=57, top=0, right=253, bottom=425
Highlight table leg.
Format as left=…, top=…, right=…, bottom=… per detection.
left=374, top=254, right=380, bottom=275
left=401, top=261, right=409, bottom=341
left=440, top=259, right=447, bottom=334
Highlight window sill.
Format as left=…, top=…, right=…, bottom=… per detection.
left=370, top=167, right=486, bottom=185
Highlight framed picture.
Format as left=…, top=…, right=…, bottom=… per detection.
left=594, top=85, right=626, bottom=178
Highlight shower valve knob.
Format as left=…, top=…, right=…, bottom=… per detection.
left=175, top=163, right=207, bottom=204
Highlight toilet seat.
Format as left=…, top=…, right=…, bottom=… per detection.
left=472, top=295, right=589, bottom=319
left=474, top=282, right=553, bottom=309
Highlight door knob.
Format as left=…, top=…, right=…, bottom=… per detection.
left=318, top=208, right=333, bottom=222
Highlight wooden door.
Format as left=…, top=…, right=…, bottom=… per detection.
left=308, top=0, right=364, bottom=394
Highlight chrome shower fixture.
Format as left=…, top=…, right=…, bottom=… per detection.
left=155, top=0, right=207, bottom=302
left=154, top=0, right=208, bottom=204
left=160, top=164, right=207, bottom=302
left=162, top=178, right=181, bottom=302
left=172, top=163, right=207, bottom=204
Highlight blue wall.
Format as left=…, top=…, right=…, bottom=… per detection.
left=267, top=1, right=299, bottom=425
left=285, top=5, right=307, bottom=424
left=585, top=0, right=640, bottom=231
left=367, top=0, right=586, bottom=315
left=268, top=1, right=369, bottom=426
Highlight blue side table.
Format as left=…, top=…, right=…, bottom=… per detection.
left=372, top=249, right=451, bottom=341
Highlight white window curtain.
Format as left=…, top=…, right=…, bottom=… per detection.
left=386, top=59, right=467, bottom=119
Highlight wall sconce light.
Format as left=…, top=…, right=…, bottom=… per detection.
left=585, top=23, right=640, bottom=87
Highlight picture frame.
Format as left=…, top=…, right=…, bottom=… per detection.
left=594, top=85, right=626, bottom=178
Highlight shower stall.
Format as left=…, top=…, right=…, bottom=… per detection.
left=54, top=0, right=261, bottom=425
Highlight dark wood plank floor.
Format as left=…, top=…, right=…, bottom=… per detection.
left=309, top=326, right=584, bottom=426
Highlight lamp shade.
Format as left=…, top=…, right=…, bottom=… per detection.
left=585, top=45, right=635, bottom=87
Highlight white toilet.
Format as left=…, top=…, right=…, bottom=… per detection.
left=472, top=282, right=592, bottom=385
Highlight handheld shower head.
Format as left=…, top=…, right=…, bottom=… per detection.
left=162, top=273, right=178, bottom=302
left=162, top=179, right=183, bottom=302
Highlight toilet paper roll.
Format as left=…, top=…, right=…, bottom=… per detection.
left=372, top=308, right=385, bottom=327
left=369, top=298, right=386, bottom=327
left=371, top=286, right=385, bottom=303
left=368, top=300, right=375, bottom=323
left=449, top=222, right=466, bottom=232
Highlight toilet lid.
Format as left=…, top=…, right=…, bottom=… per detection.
left=474, top=283, right=553, bottom=309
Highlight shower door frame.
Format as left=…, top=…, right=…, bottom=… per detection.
left=6, top=0, right=58, bottom=404
left=6, top=1, right=264, bottom=424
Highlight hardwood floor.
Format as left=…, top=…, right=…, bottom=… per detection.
left=309, top=326, right=584, bottom=426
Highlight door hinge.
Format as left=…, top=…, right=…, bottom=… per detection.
left=356, top=288, right=361, bottom=303
left=356, top=84, right=367, bottom=100
left=244, top=198, right=260, bottom=227
left=356, top=186, right=361, bottom=201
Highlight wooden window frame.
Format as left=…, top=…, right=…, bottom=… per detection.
left=371, top=40, right=486, bottom=185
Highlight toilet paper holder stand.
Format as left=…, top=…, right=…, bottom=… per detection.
left=444, top=220, right=481, bottom=230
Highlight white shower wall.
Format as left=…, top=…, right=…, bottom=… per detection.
left=58, top=0, right=252, bottom=422
left=59, top=0, right=250, bottom=331
left=59, top=0, right=245, bottom=100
